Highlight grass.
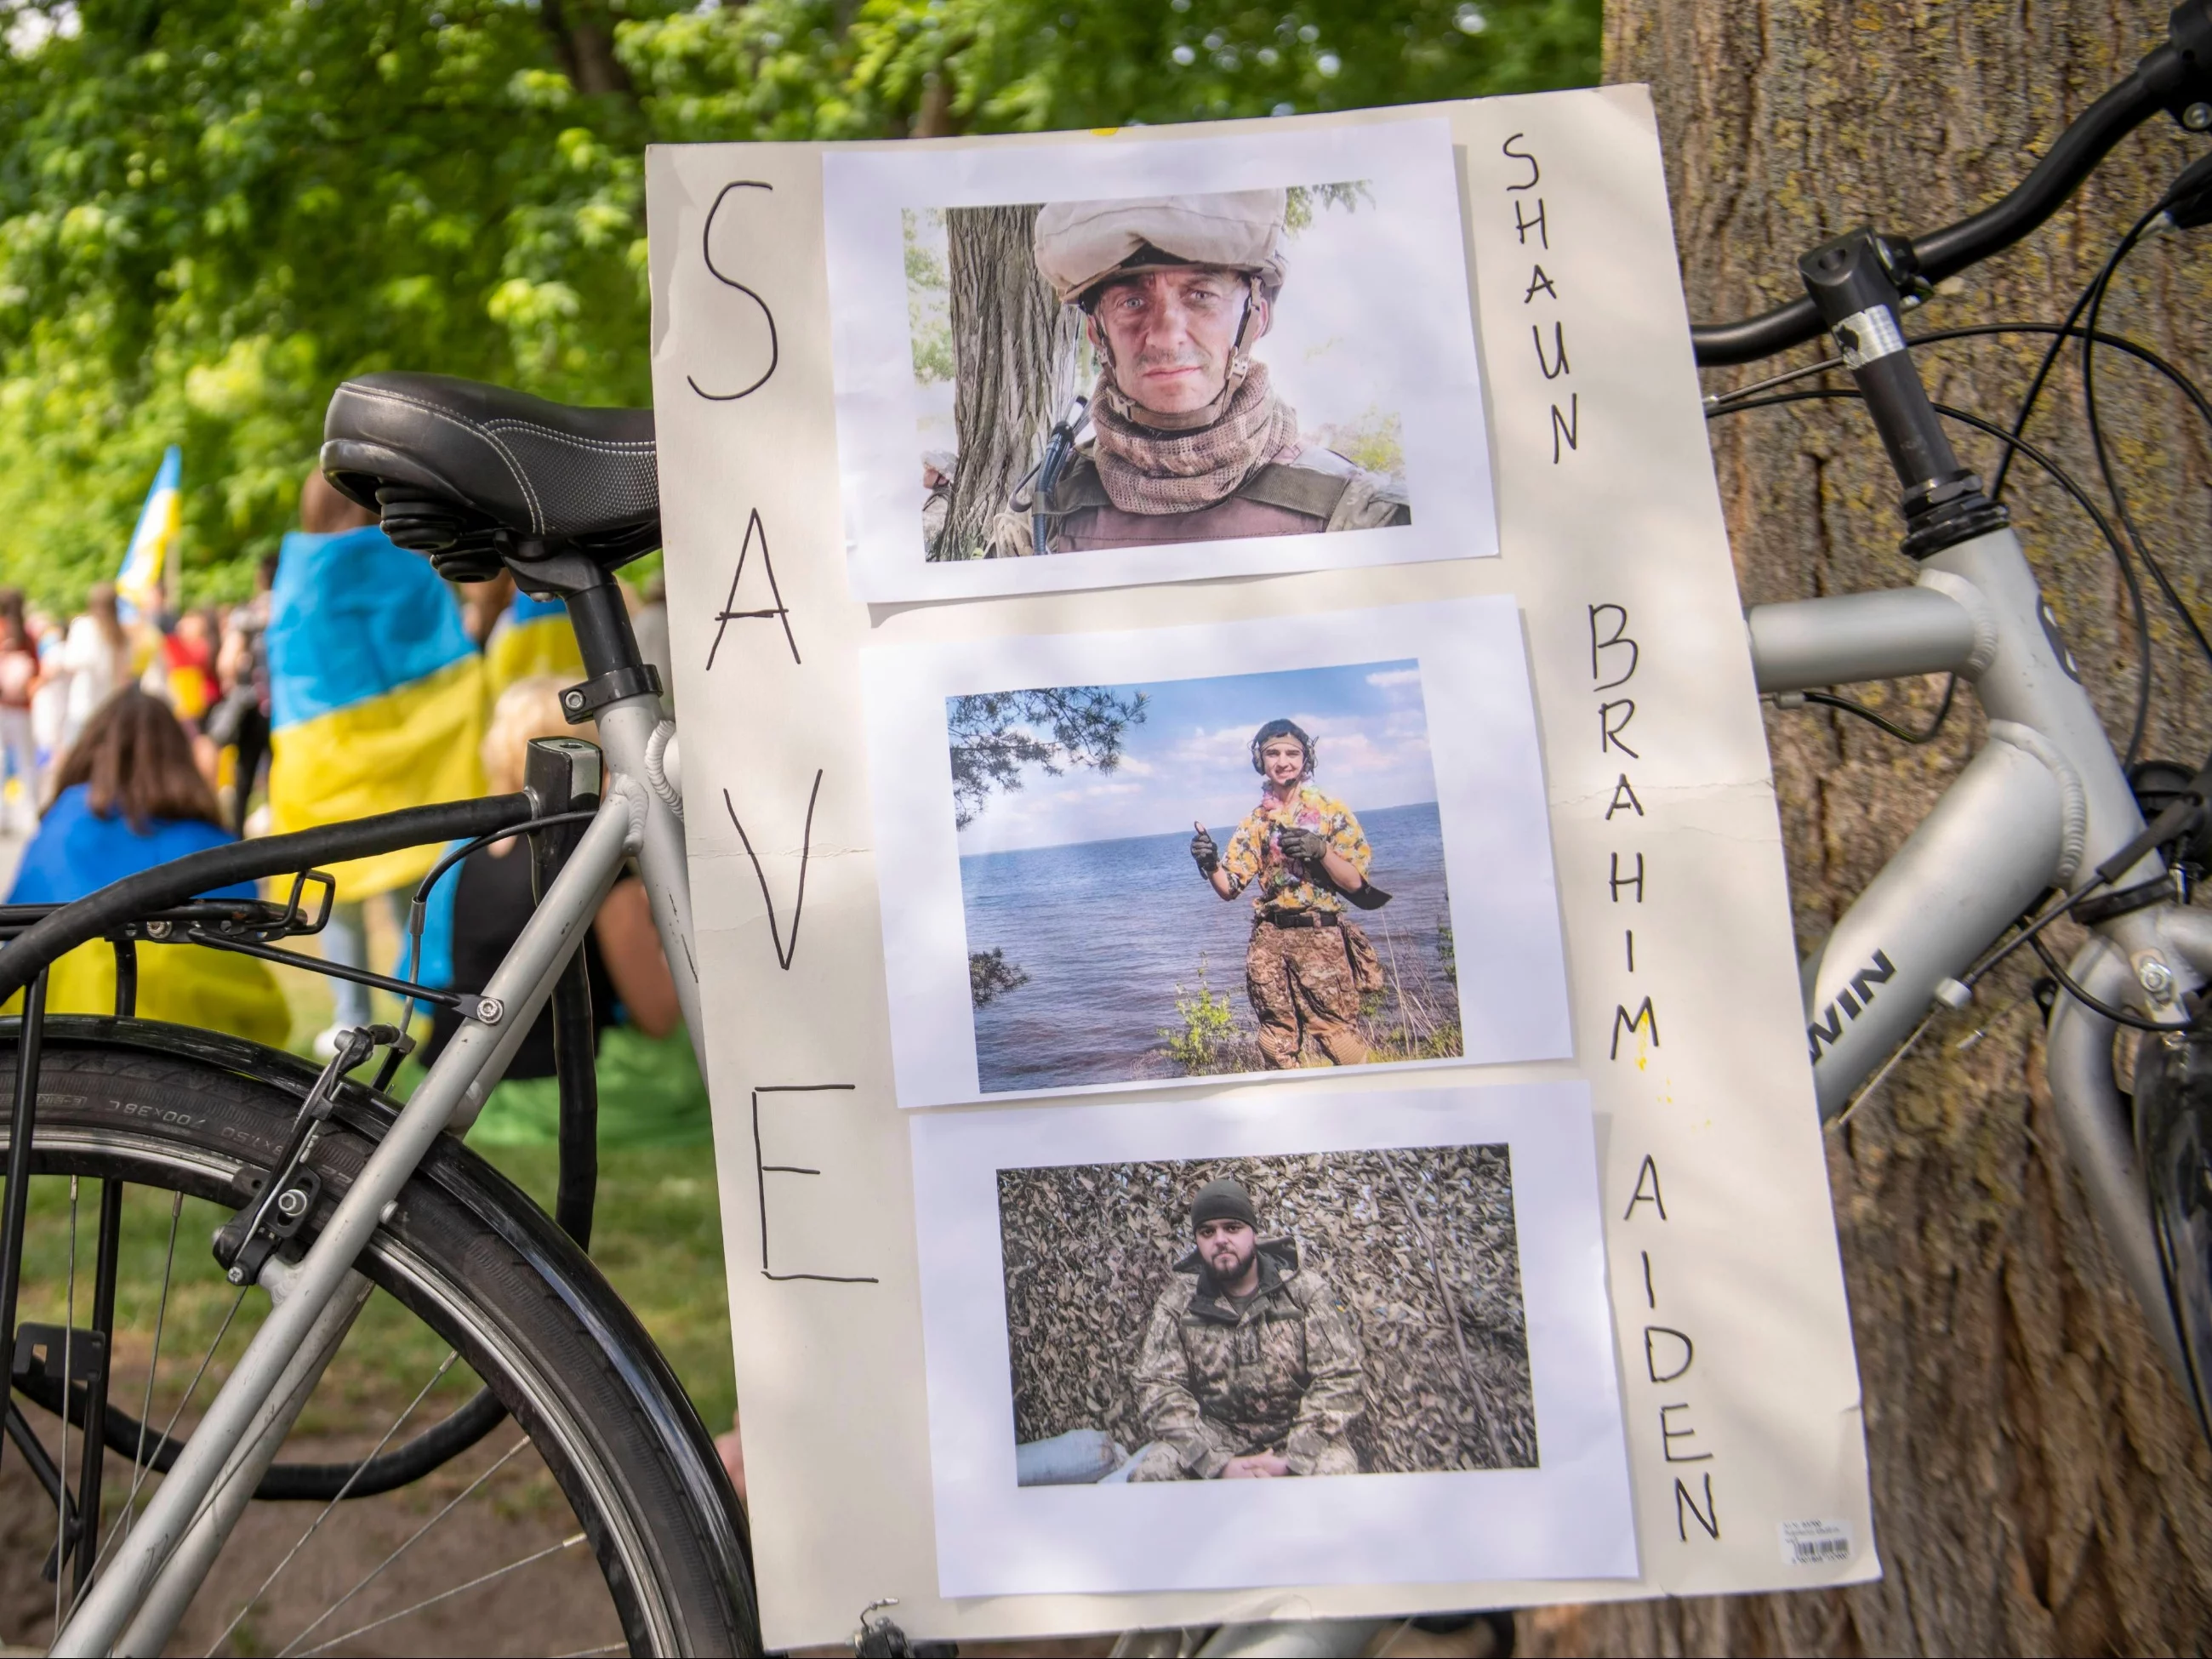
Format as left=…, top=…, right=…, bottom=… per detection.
left=1157, top=913, right=1463, bottom=1074
left=13, top=1141, right=737, bottom=1451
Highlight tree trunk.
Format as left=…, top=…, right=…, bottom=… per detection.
left=538, top=0, right=635, bottom=100
left=1528, top=3, right=2212, bottom=1652
left=939, top=204, right=1082, bottom=560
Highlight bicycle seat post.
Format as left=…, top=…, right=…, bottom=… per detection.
left=1798, top=229, right=2011, bottom=561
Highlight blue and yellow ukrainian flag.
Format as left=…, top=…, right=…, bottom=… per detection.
left=117, top=446, right=182, bottom=619
left=266, top=526, right=487, bottom=899
left=484, top=590, right=583, bottom=699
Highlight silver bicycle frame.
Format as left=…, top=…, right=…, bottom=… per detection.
left=54, top=689, right=693, bottom=1656
left=45, top=527, right=2204, bottom=1645
left=1753, top=525, right=2196, bottom=1370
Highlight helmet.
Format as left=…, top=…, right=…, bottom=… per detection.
left=1034, top=191, right=1290, bottom=310
left=1249, top=718, right=1316, bottom=778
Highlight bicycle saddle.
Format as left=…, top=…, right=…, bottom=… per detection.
left=320, top=372, right=658, bottom=582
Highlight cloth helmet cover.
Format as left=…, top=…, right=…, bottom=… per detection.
left=1034, top=191, right=1290, bottom=308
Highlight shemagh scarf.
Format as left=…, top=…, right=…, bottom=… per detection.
left=1088, top=359, right=1303, bottom=516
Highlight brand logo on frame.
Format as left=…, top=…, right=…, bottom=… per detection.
left=1806, top=949, right=1896, bottom=1065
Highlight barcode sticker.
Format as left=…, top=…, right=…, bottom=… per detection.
left=1779, top=1519, right=1853, bottom=1567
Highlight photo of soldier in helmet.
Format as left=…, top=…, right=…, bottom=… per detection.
left=1189, top=716, right=1391, bottom=1069
left=1121, top=1176, right=1365, bottom=1480
left=983, top=190, right=1411, bottom=557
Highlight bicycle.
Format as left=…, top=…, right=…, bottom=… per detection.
left=12, top=8, right=2212, bottom=1656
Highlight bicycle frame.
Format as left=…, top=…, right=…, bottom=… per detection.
left=1751, top=522, right=2198, bottom=1371
left=48, top=679, right=694, bottom=1657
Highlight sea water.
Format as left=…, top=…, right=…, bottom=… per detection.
left=960, top=800, right=1456, bottom=1093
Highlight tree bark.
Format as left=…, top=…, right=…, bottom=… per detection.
left=538, top=0, right=635, bottom=100
left=938, top=204, right=1082, bottom=560
left=1527, top=3, right=2212, bottom=1652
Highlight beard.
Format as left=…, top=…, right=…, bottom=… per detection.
left=1204, top=1238, right=1257, bottom=1286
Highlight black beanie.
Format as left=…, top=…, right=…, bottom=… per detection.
left=1191, top=1177, right=1259, bottom=1233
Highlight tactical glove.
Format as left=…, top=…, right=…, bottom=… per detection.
left=1190, top=824, right=1220, bottom=875
left=1277, top=826, right=1329, bottom=865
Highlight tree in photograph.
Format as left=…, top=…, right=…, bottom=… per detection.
left=1554, top=2, right=2212, bottom=1654
left=933, top=204, right=1084, bottom=560
left=948, top=686, right=1148, bottom=828
left=968, top=945, right=1031, bottom=1008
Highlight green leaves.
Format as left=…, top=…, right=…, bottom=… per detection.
left=0, top=0, right=1592, bottom=606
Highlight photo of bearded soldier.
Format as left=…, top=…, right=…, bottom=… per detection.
left=1190, top=717, right=1391, bottom=1069
left=989, top=191, right=1411, bottom=556
left=1124, top=1177, right=1365, bottom=1481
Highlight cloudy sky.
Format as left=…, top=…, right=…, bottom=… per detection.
left=953, top=658, right=1439, bottom=856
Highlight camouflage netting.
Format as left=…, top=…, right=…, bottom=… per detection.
left=997, top=1147, right=1536, bottom=1474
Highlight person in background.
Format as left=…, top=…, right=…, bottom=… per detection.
left=0, top=589, right=43, bottom=834
left=266, top=466, right=487, bottom=1059
left=3, top=688, right=289, bottom=1044
left=630, top=569, right=675, bottom=715
left=483, top=585, right=584, bottom=701
left=154, top=606, right=219, bottom=721
left=210, top=556, right=276, bottom=836
left=459, top=568, right=515, bottom=649
left=60, top=583, right=133, bottom=752
left=28, top=605, right=69, bottom=778
left=407, top=675, right=709, bottom=1148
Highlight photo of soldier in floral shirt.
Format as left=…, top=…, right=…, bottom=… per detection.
left=1189, top=717, right=1391, bottom=1068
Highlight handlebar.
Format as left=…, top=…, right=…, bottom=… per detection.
left=1691, top=5, right=2212, bottom=368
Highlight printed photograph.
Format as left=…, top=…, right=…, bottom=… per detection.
left=906, top=185, right=1411, bottom=562
left=951, top=660, right=1460, bottom=1095
left=822, top=119, right=1493, bottom=601
left=998, top=1148, right=1536, bottom=1487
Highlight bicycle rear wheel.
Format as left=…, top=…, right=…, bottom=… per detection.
left=2, top=1018, right=756, bottom=1656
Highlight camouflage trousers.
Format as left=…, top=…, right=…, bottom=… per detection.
left=1123, top=1439, right=1360, bottom=1481
left=1245, top=918, right=1368, bottom=1069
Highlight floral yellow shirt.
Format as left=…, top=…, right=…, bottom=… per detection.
left=1220, top=784, right=1372, bottom=916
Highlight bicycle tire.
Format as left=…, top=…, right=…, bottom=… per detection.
left=2135, top=1023, right=2212, bottom=1439
left=2, top=1017, right=758, bottom=1656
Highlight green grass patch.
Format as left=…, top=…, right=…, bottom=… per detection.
left=12, top=1142, right=736, bottom=1443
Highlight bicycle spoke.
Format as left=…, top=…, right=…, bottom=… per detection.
left=552, top=1645, right=627, bottom=1657
left=87, top=1188, right=183, bottom=1592
left=288, top=1531, right=586, bottom=1658
left=277, top=1435, right=532, bottom=1657
left=206, top=1348, right=462, bottom=1657
left=85, top=1278, right=253, bottom=1586
left=55, top=1174, right=78, bottom=1630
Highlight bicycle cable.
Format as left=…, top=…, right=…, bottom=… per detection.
left=1793, top=677, right=1958, bottom=744
left=394, top=809, right=604, bottom=1049
left=1709, top=388, right=2144, bottom=750
left=1918, top=321, right=2212, bottom=678
left=2078, top=208, right=2212, bottom=761
left=2028, top=931, right=2192, bottom=1031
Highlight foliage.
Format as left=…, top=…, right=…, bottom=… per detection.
left=969, top=944, right=1030, bottom=1006
left=624, top=0, right=1599, bottom=143
left=997, top=1147, right=1537, bottom=1473
left=1160, top=954, right=1243, bottom=1072
left=0, top=0, right=657, bottom=606
left=947, top=683, right=1147, bottom=827
left=902, top=207, right=955, bottom=385
left=0, top=0, right=1595, bottom=607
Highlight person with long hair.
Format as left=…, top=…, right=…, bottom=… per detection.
left=3, top=687, right=289, bottom=1044
left=59, top=580, right=133, bottom=750
left=0, top=587, right=40, bottom=834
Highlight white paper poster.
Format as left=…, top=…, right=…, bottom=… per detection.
left=647, top=86, right=1878, bottom=1650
